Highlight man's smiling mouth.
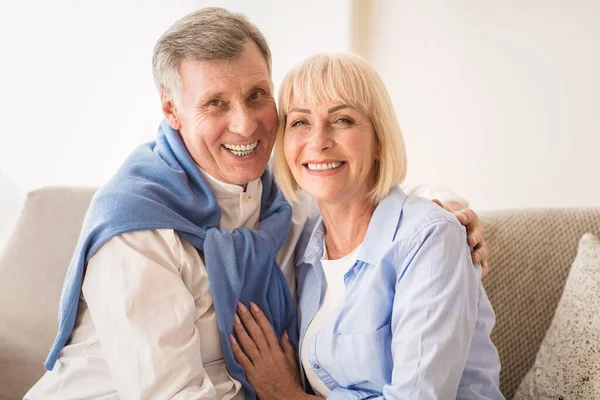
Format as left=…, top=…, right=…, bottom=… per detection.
left=223, top=141, right=259, bottom=157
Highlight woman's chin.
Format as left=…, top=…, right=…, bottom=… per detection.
left=306, top=189, right=345, bottom=205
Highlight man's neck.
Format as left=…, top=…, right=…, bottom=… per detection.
left=197, top=167, right=255, bottom=196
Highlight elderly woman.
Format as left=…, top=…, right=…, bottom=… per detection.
left=231, top=53, right=503, bottom=399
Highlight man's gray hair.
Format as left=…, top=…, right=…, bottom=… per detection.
left=152, top=7, right=272, bottom=103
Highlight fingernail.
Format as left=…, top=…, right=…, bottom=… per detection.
left=230, top=335, right=237, bottom=346
left=471, top=236, right=477, bottom=246
left=473, top=253, right=481, bottom=263
left=237, top=302, right=248, bottom=313
left=234, top=314, right=241, bottom=325
left=250, top=301, right=260, bottom=313
left=283, top=330, right=289, bottom=340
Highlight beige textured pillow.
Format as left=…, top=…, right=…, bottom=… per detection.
left=514, top=233, right=600, bottom=400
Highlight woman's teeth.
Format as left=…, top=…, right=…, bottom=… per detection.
left=306, top=162, right=344, bottom=171
left=223, top=141, right=258, bottom=157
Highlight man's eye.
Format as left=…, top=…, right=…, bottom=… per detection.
left=249, top=90, right=263, bottom=101
left=208, top=99, right=223, bottom=107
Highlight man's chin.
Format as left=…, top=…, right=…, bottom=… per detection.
left=224, top=169, right=265, bottom=187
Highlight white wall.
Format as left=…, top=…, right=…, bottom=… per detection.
left=0, top=0, right=352, bottom=191
left=2, top=0, right=598, bottom=231
left=362, top=0, right=600, bottom=210
left=0, top=170, right=24, bottom=248
left=0, top=0, right=352, bottom=243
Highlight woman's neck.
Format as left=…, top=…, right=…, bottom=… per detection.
left=319, top=196, right=376, bottom=260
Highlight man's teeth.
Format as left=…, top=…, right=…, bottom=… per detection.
left=223, top=141, right=258, bottom=157
left=306, top=162, right=344, bottom=171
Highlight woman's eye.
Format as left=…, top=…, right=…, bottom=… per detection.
left=208, top=99, right=223, bottom=107
left=290, top=120, right=307, bottom=127
left=336, top=117, right=354, bottom=124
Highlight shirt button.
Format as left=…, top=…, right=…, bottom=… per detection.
left=313, top=364, right=321, bottom=370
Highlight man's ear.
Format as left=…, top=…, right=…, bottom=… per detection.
left=161, top=89, right=181, bottom=130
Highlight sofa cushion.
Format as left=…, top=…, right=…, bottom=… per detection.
left=0, top=187, right=96, bottom=400
left=513, top=233, right=600, bottom=399
left=481, top=208, right=600, bottom=399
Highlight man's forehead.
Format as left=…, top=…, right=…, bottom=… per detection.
left=179, top=59, right=271, bottom=94
left=195, top=76, right=272, bottom=97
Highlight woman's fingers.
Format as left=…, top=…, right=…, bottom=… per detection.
left=233, top=312, right=262, bottom=362
left=237, top=302, right=270, bottom=352
left=248, top=302, right=280, bottom=349
left=230, top=334, right=254, bottom=371
left=281, top=331, right=297, bottom=365
left=232, top=304, right=304, bottom=399
left=281, top=331, right=301, bottom=384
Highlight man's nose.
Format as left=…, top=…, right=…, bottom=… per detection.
left=228, top=106, right=258, bottom=138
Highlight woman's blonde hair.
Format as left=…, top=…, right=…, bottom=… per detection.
left=273, top=53, right=407, bottom=204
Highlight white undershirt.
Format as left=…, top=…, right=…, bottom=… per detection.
left=300, top=240, right=361, bottom=397
left=25, top=169, right=313, bottom=400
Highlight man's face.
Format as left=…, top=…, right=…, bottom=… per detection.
left=163, top=42, right=277, bottom=187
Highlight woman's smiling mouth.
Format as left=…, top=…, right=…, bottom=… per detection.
left=304, top=161, right=345, bottom=171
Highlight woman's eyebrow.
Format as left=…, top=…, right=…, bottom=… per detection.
left=328, top=104, right=351, bottom=113
left=288, top=108, right=311, bottom=114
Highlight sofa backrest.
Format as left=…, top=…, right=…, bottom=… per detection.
left=481, top=208, right=600, bottom=399
left=0, top=187, right=96, bottom=400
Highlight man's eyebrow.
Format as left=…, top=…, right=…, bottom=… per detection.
left=328, top=104, right=352, bottom=113
left=194, top=91, right=222, bottom=105
left=288, top=108, right=311, bottom=114
left=252, top=79, right=272, bottom=89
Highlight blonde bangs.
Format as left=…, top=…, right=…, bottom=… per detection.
left=280, top=54, right=373, bottom=120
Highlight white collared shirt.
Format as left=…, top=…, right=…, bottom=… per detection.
left=25, top=170, right=313, bottom=400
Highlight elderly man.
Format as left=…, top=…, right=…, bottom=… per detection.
left=26, top=7, right=489, bottom=400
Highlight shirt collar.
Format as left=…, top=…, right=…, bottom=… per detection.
left=303, top=185, right=408, bottom=266
left=198, top=167, right=261, bottom=199
left=302, top=216, right=326, bottom=266
left=358, top=185, right=407, bottom=265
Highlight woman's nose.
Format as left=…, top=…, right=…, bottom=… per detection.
left=308, top=125, right=333, bottom=151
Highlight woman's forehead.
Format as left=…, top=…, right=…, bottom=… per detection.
left=287, top=92, right=355, bottom=110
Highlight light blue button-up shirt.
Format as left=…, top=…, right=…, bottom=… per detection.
left=295, top=186, right=503, bottom=399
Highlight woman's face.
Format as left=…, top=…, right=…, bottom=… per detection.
left=283, top=100, right=379, bottom=205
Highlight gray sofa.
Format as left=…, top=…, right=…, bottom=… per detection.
left=1, top=187, right=599, bottom=399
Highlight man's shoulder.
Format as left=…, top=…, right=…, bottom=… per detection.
left=87, top=229, right=194, bottom=280
left=96, top=229, right=182, bottom=258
